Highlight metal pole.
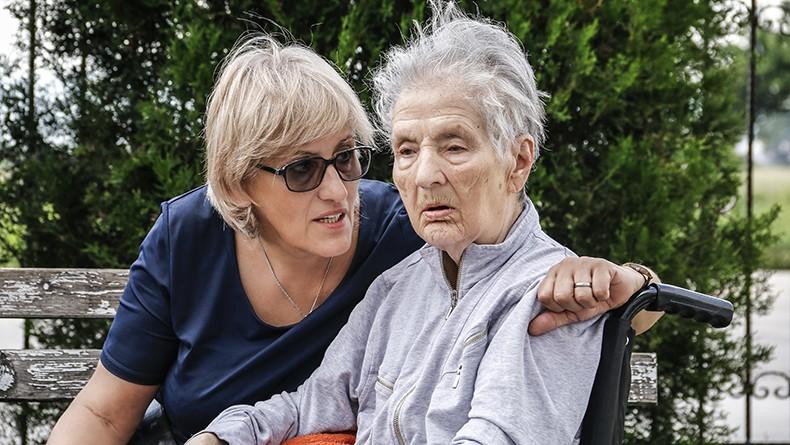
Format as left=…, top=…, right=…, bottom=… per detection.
left=745, top=0, right=757, bottom=442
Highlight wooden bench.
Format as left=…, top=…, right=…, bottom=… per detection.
left=0, top=268, right=659, bottom=404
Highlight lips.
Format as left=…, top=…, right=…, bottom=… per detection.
left=421, top=204, right=455, bottom=220
left=315, top=209, right=347, bottom=224
left=318, top=213, right=343, bottom=223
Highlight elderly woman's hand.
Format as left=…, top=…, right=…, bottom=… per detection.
left=527, top=257, right=663, bottom=336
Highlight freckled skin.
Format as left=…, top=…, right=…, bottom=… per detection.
left=390, top=87, right=535, bottom=264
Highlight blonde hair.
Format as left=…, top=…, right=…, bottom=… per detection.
left=205, top=34, right=373, bottom=238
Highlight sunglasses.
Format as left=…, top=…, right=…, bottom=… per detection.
left=256, top=146, right=373, bottom=192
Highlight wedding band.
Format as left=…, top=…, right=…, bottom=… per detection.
left=573, top=282, right=592, bottom=288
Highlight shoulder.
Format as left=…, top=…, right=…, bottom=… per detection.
left=359, top=179, right=405, bottom=219
left=162, top=185, right=225, bottom=228
left=362, top=249, right=424, bottom=310
left=528, top=230, right=577, bottom=267
left=155, top=185, right=228, bottom=253
left=379, top=249, right=424, bottom=281
left=495, top=229, right=576, bottom=301
left=162, top=185, right=216, bottom=221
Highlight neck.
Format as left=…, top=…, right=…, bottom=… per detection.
left=441, top=197, right=524, bottom=288
left=235, top=215, right=360, bottom=299
left=258, top=235, right=333, bottom=272
left=442, top=251, right=460, bottom=289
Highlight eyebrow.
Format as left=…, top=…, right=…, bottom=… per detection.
left=434, top=130, right=468, bottom=142
left=393, top=126, right=474, bottom=146
left=435, top=123, right=477, bottom=142
left=288, top=136, right=356, bottom=159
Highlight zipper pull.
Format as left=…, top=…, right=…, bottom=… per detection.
left=446, top=289, right=458, bottom=319
left=452, top=365, right=463, bottom=389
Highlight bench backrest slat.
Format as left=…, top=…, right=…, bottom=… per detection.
left=0, top=349, right=658, bottom=403
left=0, top=349, right=100, bottom=401
left=0, top=268, right=126, bottom=319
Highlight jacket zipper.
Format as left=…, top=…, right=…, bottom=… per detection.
left=393, top=385, right=415, bottom=445
left=446, top=289, right=458, bottom=319
left=394, top=252, right=464, bottom=442
left=452, top=365, right=463, bottom=389
left=443, top=255, right=464, bottom=319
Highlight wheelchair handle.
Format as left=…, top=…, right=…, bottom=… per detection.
left=619, top=283, right=733, bottom=328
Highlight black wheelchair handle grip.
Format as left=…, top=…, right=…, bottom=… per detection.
left=619, top=283, right=734, bottom=328
left=647, top=283, right=733, bottom=328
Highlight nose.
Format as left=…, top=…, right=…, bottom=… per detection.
left=316, top=164, right=349, bottom=202
left=413, top=149, right=446, bottom=189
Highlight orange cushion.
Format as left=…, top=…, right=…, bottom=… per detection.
left=282, top=433, right=356, bottom=445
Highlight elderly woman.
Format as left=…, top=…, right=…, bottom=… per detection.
left=186, top=4, right=655, bottom=445
left=49, top=13, right=658, bottom=445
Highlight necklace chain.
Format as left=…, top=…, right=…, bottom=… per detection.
left=258, top=238, right=333, bottom=319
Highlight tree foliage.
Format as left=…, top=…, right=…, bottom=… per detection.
left=0, top=0, right=776, bottom=443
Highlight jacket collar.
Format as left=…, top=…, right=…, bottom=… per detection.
left=418, top=194, right=540, bottom=293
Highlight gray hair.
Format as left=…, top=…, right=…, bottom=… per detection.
left=372, top=1, right=547, bottom=157
left=205, top=33, right=373, bottom=238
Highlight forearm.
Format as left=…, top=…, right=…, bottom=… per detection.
left=632, top=310, right=664, bottom=335
left=631, top=265, right=664, bottom=335
left=200, top=394, right=299, bottom=445
left=452, top=418, right=515, bottom=445
left=48, top=400, right=133, bottom=445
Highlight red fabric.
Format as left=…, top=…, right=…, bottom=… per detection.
left=282, top=433, right=356, bottom=445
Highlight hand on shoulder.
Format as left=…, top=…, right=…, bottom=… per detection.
left=528, top=256, right=662, bottom=335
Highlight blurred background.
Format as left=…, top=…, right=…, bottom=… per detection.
left=0, top=0, right=787, bottom=443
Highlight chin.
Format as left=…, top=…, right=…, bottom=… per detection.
left=316, top=237, right=353, bottom=258
left=419, top=226, right=465, bottom=251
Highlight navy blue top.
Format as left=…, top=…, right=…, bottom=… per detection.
left=100, top=180, right=423, bottom=444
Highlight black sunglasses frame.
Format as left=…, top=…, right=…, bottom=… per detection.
left=255, top=146, right=374, bottom=192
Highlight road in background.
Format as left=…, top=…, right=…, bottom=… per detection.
left=720, top=270, right=790, bottom=443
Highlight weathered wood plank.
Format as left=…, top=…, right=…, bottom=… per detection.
left=628, top=352, right=658, bottom=404
left=0, top=349, right=660, bottom=404
left=0, top=268, right=127, bottom=318
left=0, top=349, right=100, bottom=401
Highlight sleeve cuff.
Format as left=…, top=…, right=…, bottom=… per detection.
left=200, top=419, right=255, bottom=445
left=100, top=350, right=164, bottom=386
left=452, top=418, right=516, bottom=444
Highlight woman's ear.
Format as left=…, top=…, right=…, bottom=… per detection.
left=506, top=135, right=536, bottom=193
left=234, top=179, right=257, bottom=208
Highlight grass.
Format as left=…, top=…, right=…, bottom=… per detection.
left=749, top=165, right=790, bottom=269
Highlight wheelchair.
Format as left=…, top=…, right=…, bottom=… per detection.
left=579, top=283, right=734, bottom=444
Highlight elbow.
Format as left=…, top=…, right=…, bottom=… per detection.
left=48, top=398, right=129, bottom=445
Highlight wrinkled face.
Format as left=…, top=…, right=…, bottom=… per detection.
left=246, top=128, right=359, bottom=258
left=391, top=87, right=515, bottom=260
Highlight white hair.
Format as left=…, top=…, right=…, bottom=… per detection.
left=372, top=1, right=547, bottom=158
left=204, top=33, right=373, bottom=238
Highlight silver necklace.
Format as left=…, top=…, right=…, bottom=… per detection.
left=258, top=238, right=333, bottom=319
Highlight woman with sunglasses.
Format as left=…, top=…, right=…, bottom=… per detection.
left=48, top=34, right=660, bottom=445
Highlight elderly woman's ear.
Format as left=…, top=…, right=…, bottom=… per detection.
left=506, top=135, right=536, bottom=193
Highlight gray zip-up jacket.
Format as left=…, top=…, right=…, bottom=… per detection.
left=203, top=200, right=606, bottom=444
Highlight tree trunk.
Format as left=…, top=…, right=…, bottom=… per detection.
left=26, top=0, right=36, bottom=156
left=20, top=3, right=36, bottom=442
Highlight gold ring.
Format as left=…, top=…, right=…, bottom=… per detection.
left=573, top=282, right=592, bottom=288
